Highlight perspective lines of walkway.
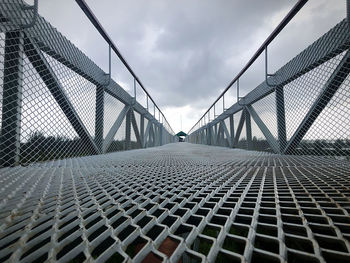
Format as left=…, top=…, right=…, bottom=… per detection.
left=1, top=143, right=350, bottom=263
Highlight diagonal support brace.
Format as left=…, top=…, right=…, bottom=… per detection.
left=234, top=110, right=246, bottom=146
left=24, top=36, right=100, bottom=155
left=284, top=50, right=350, bottom=154
left=143, top=120, right=151, bottom=148
left=130, top=109, right=142, bottom=148
left=221, top=120, right=233, bottom=148
left=103, top=105, right=130, bottom=152
left=246, top=105, right=279, bottom=153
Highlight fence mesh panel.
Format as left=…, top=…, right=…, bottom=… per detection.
left=251, top=91, right=278, bottom=152
left=107, top=116, right=126, bottom=153
left=1, top=2, right=350, bottom=263
left=103, top=92, right=125, bottom=139
left=188, top=17, right=350, bottom=161
left=284, top=50, right=350, bottom=157
left=0, top=0, right=174, bottom=167
left=19, top=52, right=94, bottom=163
left=44, top=53, right=97, bottom=137
left=0, top=31, right=96, bottom=166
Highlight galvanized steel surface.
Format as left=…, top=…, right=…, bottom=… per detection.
left=1, top=143, right=350, bottom=262
left=188, top=7, right=350, bottom=159
left=0, top=0, right=175, bottom=168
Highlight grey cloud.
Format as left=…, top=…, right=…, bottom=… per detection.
left=36, top=0, right=345, bottom=132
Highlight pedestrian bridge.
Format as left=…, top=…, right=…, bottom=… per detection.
left=1, top=0, right=350, bottom=262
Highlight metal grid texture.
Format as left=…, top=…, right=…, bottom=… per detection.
left=1, top=143, right=350, bottom=263
left=188, top=14, right=350, bottom=160
left=0, top=0, right=175, bottom=167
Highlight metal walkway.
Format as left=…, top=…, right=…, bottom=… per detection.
left=1, top=143, right=350, bottom=263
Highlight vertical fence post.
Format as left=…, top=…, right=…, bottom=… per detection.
left=0, top=31, right=25, bottom=167
left=159, top=124, right=163, bottom=146
left=245, top=108, right=252, bottom=150
left=95, top=85, right=104, bottom=152
left=207, top=124, right=211, bottom=145
left=140, top=114, right=145, bottom=148
left=214, top=123, right=218, bottom=145
left=276, top=86, right=287, bottom=152
left=125, top=108, right=132, bottom=150
left=154, top=123, right=158, bottom=146
left=229, top=114, right=234, bottom=148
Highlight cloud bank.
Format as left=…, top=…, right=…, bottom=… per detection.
left=35, top=0, right=345, bottom=132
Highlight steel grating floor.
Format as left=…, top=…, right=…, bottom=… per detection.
left=1, top=143, right=350, bottom=263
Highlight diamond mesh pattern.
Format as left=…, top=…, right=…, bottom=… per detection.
left=107, top=117, right=126, bottom=153
left=188, top=18, right=350, bottom=160
left=44, top=53, right=97, bottom=137
left=1, top=143, right=350, bottom=263
left=103, top=93, right=125, bottom=139
left=0, top=0, right=174, bottom=167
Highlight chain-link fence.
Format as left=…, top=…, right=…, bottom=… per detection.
left=188, top=3, right=350, bottom=161
left=0, top=0, right=175, bottom=167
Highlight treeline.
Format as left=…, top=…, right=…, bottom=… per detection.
left=235, top=137, right=350, bottom=156
left=7, top=131, right=350, bottom=165
left=19, top=131, right=140, bottom=164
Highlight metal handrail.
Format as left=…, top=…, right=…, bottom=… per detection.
left=21, top=0, right=38, bottom=28
left=188, top=0, right=308, bottom=134
left=75, top=0, right=174, bottom=134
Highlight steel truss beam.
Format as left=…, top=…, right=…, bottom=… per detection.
left=246, top=105, right=279, bottom=153
left=143, top=121, right=151, bottom=148
left=159, top=124, right=163, bottom=146
left=211, top=125, right=215, bottom=145
left=153, top=125, right=158, bottom=146
left=0, top=1, right=173, bottom=168
left=0, top=31, right=24, bottom=166
left=103, top=105, right=130, bottom=153
left=24, top=36, right=100, bottom=155
left=1, top=1, right=166, bottom=137
left=234, top=110, right=246, bottom=146
left=140, top=114, right=145, bottom=147
left=125, top=108, right=131, bottom=150
left=284, top=50, right=350, bottom=154
left=213, top=123, right=218, bottom=145
left=207, top=125, right=211, bottom=145
left=221, top=120, right=233, bottom=148
left=95, top=85, right=104, bottom=152
left=130, top=109, right=142, bottom=149
left=215, top=122, right=222, bottom=146
left=192, top=20, right=350, bottom=133
left=275, top=86, right=287, bottom=152
left=245, top=109, right=252, bottom=150
left=149, top=123, right=155, bottom=147
left=229, top=114, right=234, bottom=147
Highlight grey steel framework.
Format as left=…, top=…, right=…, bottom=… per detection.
left=0, top=0, right=176, bottom=168
left=1, top=144, right=350, bottom=263
left=187, top=1, right=350, bottom=160
left=1, top=1, right=350, bottom=263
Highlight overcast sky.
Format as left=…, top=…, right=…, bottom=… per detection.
left=34, top=0, right=345, bottom=133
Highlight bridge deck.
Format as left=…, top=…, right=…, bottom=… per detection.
left=1, top=143, right=350, bottom=262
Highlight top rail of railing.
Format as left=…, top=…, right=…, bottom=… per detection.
left=75, top=0, right=174, bottom=135
left=188, top=0, right=308, bottom=134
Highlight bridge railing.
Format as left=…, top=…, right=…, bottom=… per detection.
left=0, top=0, right=175, bottom=167
left=188, top=0, right=350, bottom=159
